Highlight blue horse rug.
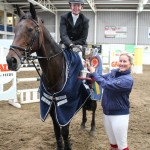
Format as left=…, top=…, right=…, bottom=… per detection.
left=40, top=50, right=91, bottom=126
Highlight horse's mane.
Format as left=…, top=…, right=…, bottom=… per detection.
left=42, top=25, right=62, bottom=52
left=42, top=23, right=61, bottom=52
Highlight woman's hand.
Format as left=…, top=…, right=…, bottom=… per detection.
left=84, top=59, right=96, bottom=73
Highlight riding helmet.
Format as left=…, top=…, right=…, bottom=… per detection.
left=69, top=0, right=84, bottom=4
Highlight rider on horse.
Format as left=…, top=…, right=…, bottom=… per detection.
left=59, top=0, right=89, bottom=61
left=59, top=0, right=102, bottom=100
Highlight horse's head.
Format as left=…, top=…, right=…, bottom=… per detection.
left=6, top=3, right=42, bottom=71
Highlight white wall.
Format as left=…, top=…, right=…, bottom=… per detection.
left=143, top=46, right=150, bottom=65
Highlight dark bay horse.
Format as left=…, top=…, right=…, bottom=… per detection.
left=6, top=3, right=97, bottom=150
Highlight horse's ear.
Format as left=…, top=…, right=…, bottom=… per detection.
left=30, top=3, right=37, bottom=21
left=16, top=5, right=25, bottom=17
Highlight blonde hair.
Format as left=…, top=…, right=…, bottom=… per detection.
left=119, top=53, right=133, bottom=65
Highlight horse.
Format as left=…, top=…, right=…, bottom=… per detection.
left=6, top=3, right=97, bottom=150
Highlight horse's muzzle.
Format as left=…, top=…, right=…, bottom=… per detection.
left=6, top=57, right=18, bottom=71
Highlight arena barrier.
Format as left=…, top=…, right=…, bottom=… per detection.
left=16, top=65, right=40, bottom=106
left=0, top=46, right=20, bottom=108
left=0, top=46, right=40, bottom=108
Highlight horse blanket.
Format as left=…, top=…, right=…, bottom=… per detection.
left=40, top=50, right=91, bottom=126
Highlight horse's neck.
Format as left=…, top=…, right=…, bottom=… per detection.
left=37, top=30, right=65, bottom=93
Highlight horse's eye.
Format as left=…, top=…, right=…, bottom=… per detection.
left=28, top=28, right=33, bottom=32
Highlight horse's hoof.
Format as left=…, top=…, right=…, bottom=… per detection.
left=89, top=130, right=96, bottom=137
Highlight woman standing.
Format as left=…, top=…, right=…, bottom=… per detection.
left=85, top=53, right=134, bottom=150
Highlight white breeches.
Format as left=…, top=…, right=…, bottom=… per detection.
left=103, top=114, right=129, bottom=150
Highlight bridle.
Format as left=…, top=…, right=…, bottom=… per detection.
left=9, top=17, right=64, bottom=63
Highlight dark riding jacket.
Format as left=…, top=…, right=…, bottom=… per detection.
left=92, top=69, right=133, bottom=115
left=60, top=12, right=89, bottom=47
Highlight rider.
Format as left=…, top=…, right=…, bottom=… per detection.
left=59, top=0, right=89, bottom=55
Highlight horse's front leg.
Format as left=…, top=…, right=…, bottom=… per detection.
left=62, top=123, right=72, bottom=150
left=50, top=105, right=63, bottom=150
left=90, top=101, right=97, bottom=136
left=80, top=107, right=87, bottom=129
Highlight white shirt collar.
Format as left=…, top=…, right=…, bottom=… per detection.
left=71, top=13, right=79, bottom=25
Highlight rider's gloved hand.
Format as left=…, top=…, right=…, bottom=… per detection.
left=69, top=44, right=82, bottom=53
left=69, top=43, right=75, bottom=49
